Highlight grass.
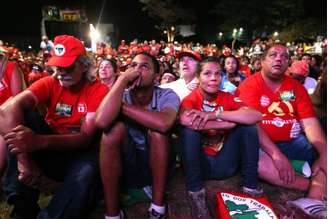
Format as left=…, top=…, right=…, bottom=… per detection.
left=0, top=194, right=52, bottom=219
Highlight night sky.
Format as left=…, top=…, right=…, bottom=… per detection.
left=0, top=0, right=326, bottom=48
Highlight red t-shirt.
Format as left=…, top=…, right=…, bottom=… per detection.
left=181, top=88, right=244, bottom=156
left=28, top=76, right=109, bottom=134
left=236, top=73, right=316, bottom=142
left=239, top=64, right=252, bottom=78
left=0, top=61, right=16, bottom=105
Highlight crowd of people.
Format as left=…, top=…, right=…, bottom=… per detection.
left=0, top=34, right=326, bottom=219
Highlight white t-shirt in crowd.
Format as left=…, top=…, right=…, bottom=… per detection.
left=160, top=77, right=199, bottom=101
left=303, top=76, right=317, bottom=94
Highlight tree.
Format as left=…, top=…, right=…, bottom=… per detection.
left=139, top=0, right=196, bottom=42
left=278, top=18, right=326, bottom=43
left=211, top=0, right=305, bottom=40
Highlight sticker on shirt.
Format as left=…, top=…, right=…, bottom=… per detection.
left=279, top=90, right=295, bottom=102
left=54, top=103, right=72, bottom=117
left=77, top=103, right=87, bottom=114
left=260, top=95, right=270, bottom=107
left=0, top=80, right=8, bottom=91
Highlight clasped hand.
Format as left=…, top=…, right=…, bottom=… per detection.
left=4, top=125, right=40, bottom=154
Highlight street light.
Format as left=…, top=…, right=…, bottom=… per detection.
left=232, top=28, right=237, bottom=38
left=89, top=24, right=100, bottom=53
left=217, top=32, right=223, bottom=40
left=89, top=24, right=100, bottom=41
left=273, top=31, right=279, bottom=43
left=232, top=27, right=244, bottom=51
left=273, top=31, right=279, bottom=37
left=164, top=26, right=176, bottom=43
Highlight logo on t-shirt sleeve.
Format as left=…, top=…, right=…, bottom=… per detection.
left=77, top=103, right=87, bottom=113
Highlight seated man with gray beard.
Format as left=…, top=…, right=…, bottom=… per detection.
left=0, top=35, right=108, bottom=219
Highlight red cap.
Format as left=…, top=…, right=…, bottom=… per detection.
left=46, top=35, right=86, bottom=67
left=288, top=60, right=309, bottom=77
left=176, top=50, right=201, bottom=61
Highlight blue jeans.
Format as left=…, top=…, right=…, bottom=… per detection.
left=180, top=125, right=259, bottom=192
left=122, top=126, right=176, bottom=188
left=3, top=111, right=100, bottom=219
left=275, top=134, right=318, bottom=166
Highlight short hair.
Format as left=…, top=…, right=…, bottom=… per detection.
left=75, top=55, right=96, bottom=82
left=250, top=56, right=261, bottom=65
left=260, top=43, right=289, bottom=60
left=196, top=56, right=221, bottom=77
left=223, top=55, right=240, bottom=73
left=134, top=52, right=160, bottom=74
left=99, top=58, right=118, bottom=73
left=301, top=53, right=312, bottom=59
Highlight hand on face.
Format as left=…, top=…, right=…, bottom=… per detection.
left=120, top=67, right=142, bottom=90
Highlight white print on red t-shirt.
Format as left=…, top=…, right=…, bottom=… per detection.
left=77, top=103, right=87, bottom=113
left=233, top=97, right=242, bottom=102
left=262, top=118, right=296, bottom=128
left=290, top=121, right=301, bottom=138
left=0, top=80, right=8, bottom=91
left=260, top=95, right=270, bottom=107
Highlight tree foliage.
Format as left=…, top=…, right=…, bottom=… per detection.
left=278, top=18, right=326, bottom=43
left=211, top=0, right=305, bottom=39
left=139, top=0, right=196, bottom=26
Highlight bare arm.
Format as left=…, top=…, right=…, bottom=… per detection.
left=179, top=109, right=236, bottom=130
left=10, top=64, right=25, bottom=95
left=257, top=126, right=287, bottom=158
left=3, top=91, right=98, bottom=152
left=179, top=106, right=261, bottom=130
left=95, top=69, right=141, bottom=129
left=32, top=112, right=97, bottom=151
left=257, top=125, right=296, bottom=184
left=5, top=113, right=98, bottom=154
left=122, top=104, right=178, bottom=133
left=0, top=90, right=37, bottom=135
left=301, top=117, right=327, bottom=175
left=0, top=90, right=40, bottom=185
left=217, top=107, right=262, bottom=124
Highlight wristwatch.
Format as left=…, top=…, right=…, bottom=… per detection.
left=215, top=110, right=222, bottom=120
